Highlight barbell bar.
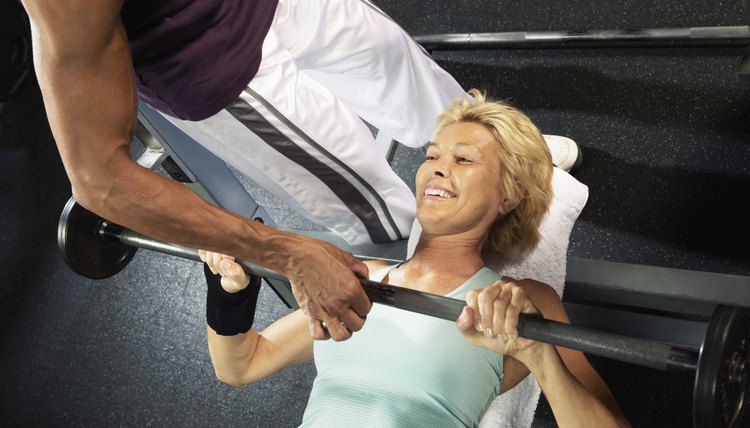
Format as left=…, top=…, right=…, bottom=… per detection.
left=57, top=197, right=748, bottom=428
left=413, top=25, right=750, bottom=50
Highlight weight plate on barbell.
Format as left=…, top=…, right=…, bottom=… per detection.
left=694, top=305, right=749, bottom=428
left=57, top=197, right=138, bottom=279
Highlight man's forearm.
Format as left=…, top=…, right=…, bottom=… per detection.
left=83, top=158, right=302, bottom=276
left=63, top=122, right=315, bottom=286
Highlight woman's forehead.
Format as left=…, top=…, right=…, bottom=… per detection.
left=432, top=122, right=496, bottom=148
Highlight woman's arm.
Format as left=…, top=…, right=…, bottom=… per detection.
left=522, top=280, right=628, bottom=425
left=457, top=279, right=630, bottom=428
left=207, top=311, right=313, bottom=386
left=202, top=253, right=313, bottom=386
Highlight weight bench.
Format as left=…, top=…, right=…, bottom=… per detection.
left=128, top=101, right=750, bottom=427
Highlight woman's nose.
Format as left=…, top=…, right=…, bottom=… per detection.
left=432, top=159, right=450, bottom=177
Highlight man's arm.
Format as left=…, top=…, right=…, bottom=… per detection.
left=21, top=0, right=370, bottom=341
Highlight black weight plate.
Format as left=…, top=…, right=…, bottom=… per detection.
left=694, top=305, right=749, bottom=428
left=57, top=197, right=137, bottom=279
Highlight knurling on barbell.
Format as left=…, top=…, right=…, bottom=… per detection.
left=57, top=196, right=749, bottom=428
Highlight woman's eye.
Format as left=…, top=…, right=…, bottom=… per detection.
left=456, top=157, right=473, bottom=163
left=424, top=155, right=437, bottom=161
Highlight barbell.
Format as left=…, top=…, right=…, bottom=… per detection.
left=412, top=25, right=750, bottom=50
left=57, top=196, right=748, bottom=428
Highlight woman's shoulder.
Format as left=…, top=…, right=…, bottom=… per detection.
left=363, top=259, right=397, bottom=275
left=504, top=277, right=570, bottom=323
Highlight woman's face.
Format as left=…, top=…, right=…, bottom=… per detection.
left=416, top=122, right=511, bottom=237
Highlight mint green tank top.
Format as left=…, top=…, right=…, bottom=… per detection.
left=301, top=266, right=504, bottom=427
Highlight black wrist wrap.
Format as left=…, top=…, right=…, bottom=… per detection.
left=204, top=263, right=262, bottom=336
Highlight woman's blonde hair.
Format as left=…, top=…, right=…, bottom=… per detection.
left=435, top=89, right=554, bottom=257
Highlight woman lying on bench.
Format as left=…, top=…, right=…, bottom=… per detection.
left=199, top=90, right=630, bottom=427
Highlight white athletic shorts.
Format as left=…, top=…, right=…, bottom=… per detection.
left=161, top=0, right=467, bottom=245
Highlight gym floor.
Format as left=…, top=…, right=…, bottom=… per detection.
left=1, top=1, right=748, bottom=427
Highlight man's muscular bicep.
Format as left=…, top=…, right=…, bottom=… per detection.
left=22, top=0, right=125, bottom=55
left=22, top=0, right=138, bottom=204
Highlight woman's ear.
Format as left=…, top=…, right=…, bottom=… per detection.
left=498, top=182, right=524, bottom=215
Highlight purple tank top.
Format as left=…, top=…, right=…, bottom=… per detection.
left=121, top=0, right=278, bottom=120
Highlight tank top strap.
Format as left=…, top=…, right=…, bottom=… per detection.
left=369, top=264, right=400, bottom=282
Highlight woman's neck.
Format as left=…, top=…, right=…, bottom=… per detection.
left=390, top=235, right=485, bottom=295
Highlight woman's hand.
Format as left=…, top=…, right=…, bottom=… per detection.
left=459, top=279, right=632, bottom=427
left=456, top=280, right=544, bottom=359
left=199, top=250, right=251, bottom=293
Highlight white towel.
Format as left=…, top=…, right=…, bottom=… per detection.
left=406, top=167, right=589, bottom=427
